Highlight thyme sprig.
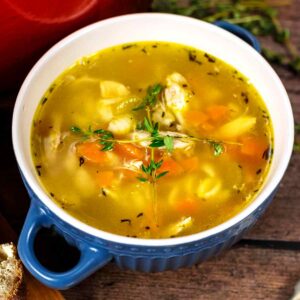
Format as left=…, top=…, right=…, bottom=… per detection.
left=133, top=84, right=163, bottom=111
left=70, top=126, right=115, bottom=151
left=210, top=141, right=225, bottom=156
left=137, top=159, right=168, bottom=183
left=70, top=125, right=228, bottom=154
left=143, top=117, right=174, bottom=152
left=93, top=129, right=115, bottom=151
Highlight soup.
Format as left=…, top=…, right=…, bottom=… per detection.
left=31, top=42, right=273, bottom=239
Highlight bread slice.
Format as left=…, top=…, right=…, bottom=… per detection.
left=0, top=243, right=23, bottom=300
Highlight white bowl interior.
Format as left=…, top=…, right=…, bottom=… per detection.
left=12, top=13, right=294, bottom=246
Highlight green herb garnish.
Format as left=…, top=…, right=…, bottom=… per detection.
left=70, top=125, right=115, bottom=151
left=163, top=136, right=174, bottom=153
left=210, top=141, right=224, bottom=156
left=70, top=126, right=82, bottom=134
left=133, top=83, right=163, bottom=111
left=93, top=129, right=115, bottom=151
left=138, top=159, right=168, bottom=183
left=152, top=0, right=300, bottom=74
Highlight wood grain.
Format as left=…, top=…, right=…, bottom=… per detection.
left=62, top=244, right=300, bottom=300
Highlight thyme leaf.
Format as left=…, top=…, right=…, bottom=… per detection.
left=133, top=83, right=163, bottom=111
left=70, top=125, right=115, bottom=151
left=210, top=141, right=224, bottom=156
left=163, top=136, right=174, bottom=152
left=140, top=159, right=165, bottom=183
left=70, top=126, right=82, bottom=133
left=156, top=171, right=169, bottom=179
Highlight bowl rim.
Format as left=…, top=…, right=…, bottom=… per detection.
left=12, top=13, right=294, bottom=247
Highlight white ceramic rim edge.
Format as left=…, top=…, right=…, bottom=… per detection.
left=12, top=13, right=294, bottom=247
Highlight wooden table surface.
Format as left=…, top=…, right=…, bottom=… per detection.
left=0, top=2, right=299, bottom=299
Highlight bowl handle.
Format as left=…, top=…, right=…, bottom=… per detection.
left=18, top=202, right=112, bottom=289
left=214, top=21, right=261, bottom=52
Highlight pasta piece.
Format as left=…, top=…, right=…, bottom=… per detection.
left=152, top=106, right=175, bottom=128
left=197, top=177, right=222, bottom=199
left=64, top=151, right=78, bottom=172
left=201, top=163, right=216, bottom=177
left=165, top=73, right=190, bottom=113
left=115, top=97, right=141, bottom=114
left=123, top=159, right=143, bottom=172
left=74, top=168, right=97, bottom=198
left=108, top=114, right=135, bottom=136
left=166, top=72, right=188, bottom=86
left=168, top=186, right=180, bottom=205
left=97, top=99, right=116, bottom=123
left=130, top=131, right=151, bottom=147
left=216, top=116, right=256, bottom=139
left=100, top=81, right=130, bottom=98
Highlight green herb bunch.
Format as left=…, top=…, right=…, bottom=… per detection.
left=152, top=0, right=300, bottom=74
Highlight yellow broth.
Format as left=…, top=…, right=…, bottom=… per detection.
left=31, top=42, right=273, bottom=238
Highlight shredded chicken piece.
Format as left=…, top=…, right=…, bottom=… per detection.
left=163, top=72, right=191, bottom=125
left=129, top=130, right=194, bottom=151
left=108, top=114, right=135, bottom=136
left=152, top=105, right=176, bottom=128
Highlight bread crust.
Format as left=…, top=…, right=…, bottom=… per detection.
left=0, top=243, right=24, bottom=300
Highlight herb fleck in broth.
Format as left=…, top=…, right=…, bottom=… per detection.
left=31, top=42, right=273, bottom=238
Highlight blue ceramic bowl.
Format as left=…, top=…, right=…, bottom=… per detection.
left=12, top=14, right=294, bottom=290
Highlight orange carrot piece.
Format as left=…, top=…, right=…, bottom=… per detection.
left=76, top=142, right=108, bottom=164
left=96, top=171, right=114, bottom=187
left=201, top=121, right=215, bottom=132
left=184, top=110, right=208, bottom=126
left=174, top=197, right=199, bottom=214
left=240, top=136, right=269, bottom=159
left=206, top=105, right=229, bottom=121
left=121, top=169, right=140, bottom=180
left=114, top=144, right=145, bottom=160
left=159, top=157, right=184, bottom=176
left=181, top=157, right=199, bottom=172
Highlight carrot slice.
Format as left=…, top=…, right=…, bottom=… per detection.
left=174, top=197, right=199, bottom=215
left=114, top=144, right=145, bottom=160
left=159, top=157, right=184, bottom=176
left=96, top=171, right=114, bottom=187
left=201, top=121, right=215, bottom=132
left=206, top=105, right=229, bottom=121
left=76, top=142, right=108, bottom=164
left=181, top=157, right=199, bottom=172
left=184, top=110, right=208, bottom=126
left=240, top=136, right=269, bottom=159
left=121, top=169, right=140, bottom=180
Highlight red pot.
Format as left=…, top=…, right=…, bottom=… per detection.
left=0, top=0, right=151, bottom=91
